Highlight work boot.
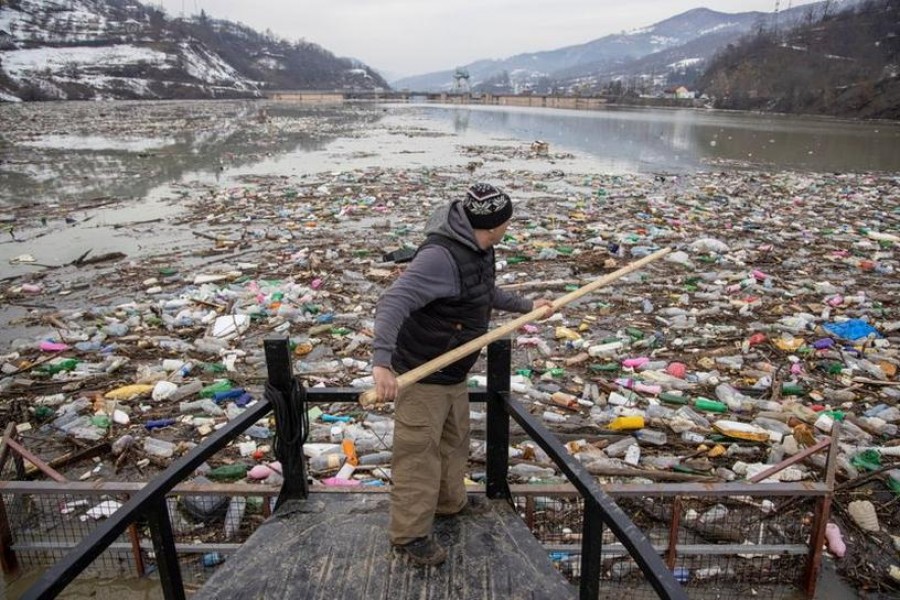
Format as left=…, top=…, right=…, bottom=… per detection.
left=393, top=536, right=448, bottom=566
left=435, top=495, right=489, bottom=518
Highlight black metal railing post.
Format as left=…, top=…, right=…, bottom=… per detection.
left=146, top=498, right=185, bottom=600
left=580, top=499, right=604, bottom=599
left=485, top=339, right=511, bottom=500
left=264, top=338, right=308, bottom=504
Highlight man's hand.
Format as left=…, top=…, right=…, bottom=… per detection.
left=533, top=298, right=555, bottom=319
left=372, top=365, right=399, bottom=402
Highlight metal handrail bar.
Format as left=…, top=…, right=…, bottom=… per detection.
left=0, top=479, right=832, bottom=497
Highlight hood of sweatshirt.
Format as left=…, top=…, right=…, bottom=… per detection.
left=422, top=200, right=483, bottom=253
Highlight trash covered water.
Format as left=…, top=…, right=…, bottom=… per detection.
left=1, top=100, right=899, bottom=594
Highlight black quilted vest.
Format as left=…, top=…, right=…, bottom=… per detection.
left=392, top=234, right=495, bottom=384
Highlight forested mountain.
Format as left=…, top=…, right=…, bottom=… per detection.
left=0, top=0, right=388, bottom=101
left=698, top=0, right=900, bottom=119
left=392, top=2, right=850, bottom=95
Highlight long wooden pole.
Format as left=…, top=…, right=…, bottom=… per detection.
left=359, top=246, right=672, bottom=407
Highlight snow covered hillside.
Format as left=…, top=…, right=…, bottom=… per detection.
left=0, top=0, right=387, bottom=101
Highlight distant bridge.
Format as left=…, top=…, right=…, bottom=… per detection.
left=264, top=89, right=613, bottom=110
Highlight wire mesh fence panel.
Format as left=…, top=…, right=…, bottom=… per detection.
left=512, top=490, right=820, bottom=600
left=3, top=490, right=137, bottom=576
left=2, top=486, right=276, bottom=595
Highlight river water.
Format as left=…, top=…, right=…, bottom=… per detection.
left=1, top=100, right=889, bottom=599
left=2, top=99, right=898, bottom=283
left=417, top=104, right=900, bottom=173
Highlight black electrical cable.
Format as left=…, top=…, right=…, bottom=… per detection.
left=266, top=377, right=309, bottom=498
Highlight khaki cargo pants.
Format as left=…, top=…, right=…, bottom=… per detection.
left=389, top=381, right=469, bottom=545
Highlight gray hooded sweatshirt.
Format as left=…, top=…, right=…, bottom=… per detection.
left=373, top=200, right=532, bottom=369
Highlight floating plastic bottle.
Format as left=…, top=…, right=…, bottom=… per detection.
left=633, top=428, right=667, bottom=446
left=608, top=415, right=645, bottom=431
left=509, top=463, right=555, bottom=480
left=694, top=397, right=727, bottom=413
left=38, top=358, right=79, bottom=374
left=310, top=452, right=346, bottom=473
left=659, top=392, right=689, bottom=405
left=207, top=464, right=249, bottom=482
left=145, top=418, right=176, bottom=431
left=170, top=380, right=204, bottom=402
left=200, top=380, right=233, bottom=398
left=143, top=437, right=175, bottom=458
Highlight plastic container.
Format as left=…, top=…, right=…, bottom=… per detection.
left=551, top=392, right=579, bottom=409
left=111, top=434, right=135, bottom=456
left=633, top=428, right=667, bottom=446
left=224, top=497, right=246, bottom=540
left=608, top=415, right=645, bottom=431
left=358, top=451, right=393, bottom=466
left=213, top=388, right=246, bottom=403
left=542, top=411, right=567, bottom=423
left=200, top=380, right=233, bottom=398
left=310, top=453, right=346, bottom=473
left=180, top=399, right=224, bottom=416
left=623, top=444, right=641, bottom=466
left=39, top=358, right=79, bottom=374
left=143, top=437, right=175, bottom=458
left=693, top=398, right=727, bottom=413
left=887, top=469, right=900, bottom=494
left=605, top=437, right=637, bottom=458
left=509, top=463, right=556, bottom=480
left=202, top=552, right=225, bottom=567
left=207, top=464, right=248, bottom=482
left=659, top=392, right=689, bottom=405
left=145, top=418, right=176, bottom=431
left=170, top=380, right=203, bottom=402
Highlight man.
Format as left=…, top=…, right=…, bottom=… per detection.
left=372, top=182, right=552, bottom=566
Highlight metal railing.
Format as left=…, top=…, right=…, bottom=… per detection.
left=17, top=336, right=778, bottom=599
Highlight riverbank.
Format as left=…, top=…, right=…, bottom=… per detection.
left=1, top=100, right=898, bottom=597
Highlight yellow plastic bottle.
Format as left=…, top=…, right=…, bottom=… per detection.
left=608, top=415, right=645, bottom=431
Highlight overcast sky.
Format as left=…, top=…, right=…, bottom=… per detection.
left=154, top=1, right=819, bottom=79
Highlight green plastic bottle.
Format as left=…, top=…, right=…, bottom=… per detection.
left=200, top=380, right=233, bottom=398
left=887, top=470, right=900, bottom=495
left=207, top=464, right=248, bottom=482
left=33, top=406, right=54, bottom=420
left=40, top=358, right=79, bottom=374
left=694, top=397, right=728, bottom=413
left=659, top=392, right=689, bottom=405
left=781, top=383, right=806, bottom=396
left=590, top=363, right=620, bottom=373
left=91, top=415, right=111, bottom=429
left=625, top=327, right=645, bottom=340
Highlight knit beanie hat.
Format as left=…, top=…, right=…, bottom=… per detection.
left=462, top=183, right=513, bottom=230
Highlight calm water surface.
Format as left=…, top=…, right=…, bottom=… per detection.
left=407, top=103, right=900, bottom=173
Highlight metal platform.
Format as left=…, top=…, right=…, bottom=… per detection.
left=195, top=491, right=577, bottom=600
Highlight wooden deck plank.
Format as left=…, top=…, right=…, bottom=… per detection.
left=196, top=492, right=576, bottom=600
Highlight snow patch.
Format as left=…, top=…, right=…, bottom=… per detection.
left=0, top=90, right=22, bottom=102
left=2, top=45, right=167, bottom=80
left=179, top=42, right=252, bottom=89
left=22, top=135, right=176, bottom=152
left=650, top=35, right=678, bottom=46
left=669, top=58, right=703, bottom=70
left=626, top=26, right=654, bottom=36
left=698, top=23, right=738, bottom=36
